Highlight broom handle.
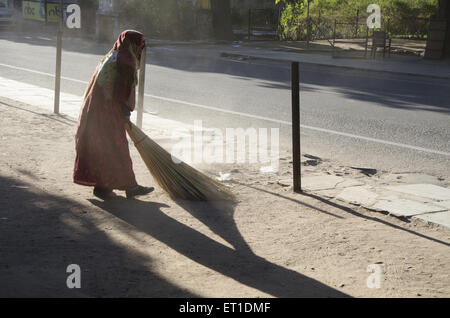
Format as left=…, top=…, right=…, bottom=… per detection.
left=125, top=121, right=146, bottom=146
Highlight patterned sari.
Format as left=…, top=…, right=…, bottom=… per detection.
left=73, top=30, right=145, bottom=190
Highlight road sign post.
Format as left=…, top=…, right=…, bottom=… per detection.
left=54, top=0, right=63, bottom=114
left=291, top=62, right=302, bottom=193
left=136, top=46, right=147, bottom=129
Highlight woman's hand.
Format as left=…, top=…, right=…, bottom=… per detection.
left=124, top=116, right=132, bottom=130
left=121, top=102, right=131, bottom=117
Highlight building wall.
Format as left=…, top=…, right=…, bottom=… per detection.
left=231, top=0, right=275, bottom=12
left=196, top=0, right=211, bottom=9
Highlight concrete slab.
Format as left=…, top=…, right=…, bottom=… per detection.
left=302, top=175, right=344, bottom=191
left=336, top=186, right=378, bottom=207
left=372, top=199, right=447, bottom=217
left=302, top=175, right=363, bottom=191
left=380, top=173, right=443, bottom=185
left=414, top=211, right=450, bottom=229
left=385, top=184, right=450, bottom=201
left=314, top=189, right=342, bottom=199
left=338, top=179, right=365, bottom=188
left=435, top=200, right=450, bottom=210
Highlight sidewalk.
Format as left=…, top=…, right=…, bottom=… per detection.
left=283, top=173, right=450, bottom=229
left=220, top=41, right=450, bottom=79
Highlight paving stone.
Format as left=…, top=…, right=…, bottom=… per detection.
left=414, top=211, right=450, bottom=229
left=314, top=189, right=341, bottom=199
left=382, top=173, right=442, bottom=185
left=385, top=184, right=450, bottom=201
left=435, top=200, right=450, bottom=210
left=302, top=175, right=363, bottom=191
left=302, top=175, right=344, bottom=191
left=338, top=179, right=365, bottom=188
left=336, top=186, right=378, bottom=207
left=372, top=199, right=447, bottom=217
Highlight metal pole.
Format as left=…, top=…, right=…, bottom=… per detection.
left=333, top=19, right=336, bottom=46
left=54, top=0, right=63, bottom=114
left=365, top=26, right=369, bottom=58
left=306, top=0, right=310, bottom=48
left=332, top=18, right=337, bottom=55
left=291, top=62, right=301, bottom=193
left=136, top=46, right=147, bottom=129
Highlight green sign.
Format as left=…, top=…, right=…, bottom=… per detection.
left=22, top=1, right=73, bottom=23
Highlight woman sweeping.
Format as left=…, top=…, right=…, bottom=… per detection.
left=74, top=30, right=154, bottom=200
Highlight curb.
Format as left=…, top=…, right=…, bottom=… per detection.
left=220, top=52, right=450, bottom=80
left=147, top=40, right=225, bottom=47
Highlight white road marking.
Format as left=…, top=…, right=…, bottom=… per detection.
left=1, top=62, right=449, bottom=157
left=143, top=93, right=450, bottom=157
left=0, top=62, right=406, bottom=101
left=0, top=63, right=88, bottom=84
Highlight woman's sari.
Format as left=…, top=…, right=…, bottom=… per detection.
left=73, top=30, right=145, bottom=190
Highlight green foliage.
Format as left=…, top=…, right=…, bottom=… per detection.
left=276, top=0, right=439, bottom=40
left=277, top=0, right=308, bottom=40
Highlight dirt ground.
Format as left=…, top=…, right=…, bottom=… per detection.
left=0, top=96, right=449, bottom=298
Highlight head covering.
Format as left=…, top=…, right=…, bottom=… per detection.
left=113, top=30, right=146, bottom=69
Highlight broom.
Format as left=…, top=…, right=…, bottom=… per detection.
left=125, top=122, right=235, bottom=201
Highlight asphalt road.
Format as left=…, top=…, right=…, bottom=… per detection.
left=1, top=33, right=449, bottom=178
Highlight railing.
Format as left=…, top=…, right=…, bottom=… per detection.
left=280, top=14, right=431, bottom=42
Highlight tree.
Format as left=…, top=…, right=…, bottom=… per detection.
left=276, top=0, right=438, bottom=40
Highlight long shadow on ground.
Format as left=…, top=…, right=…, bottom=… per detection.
left=0, top=175, right=197, bottom=297
left=233, top=180, right=450, bottom=248
left=91, top=197, right=350, bottom=298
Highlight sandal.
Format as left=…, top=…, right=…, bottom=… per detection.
left=126, top=185, right=154, bottom=199
left=93, top=187, right=117, bottom=200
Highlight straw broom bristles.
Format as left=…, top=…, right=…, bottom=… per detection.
left=126, top=122, right=235, bottom=201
